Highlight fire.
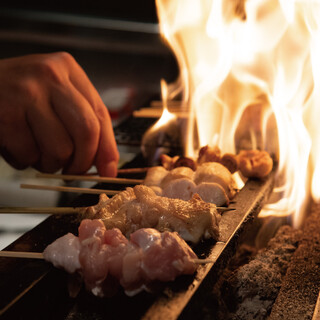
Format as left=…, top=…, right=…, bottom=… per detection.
left=151, top=79, right=176, bottom=130
left=155, top=0, right=320, bottom=227
left=141, top=80, right=179, bottom=164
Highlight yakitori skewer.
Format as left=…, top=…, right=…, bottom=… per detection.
left=0, top=250, right=214, bottom=264
left=20, top=184, right=120, bottom=196
left=0, top=205, right=234, bottom=214
left=36, top=173, right=143, bottom=185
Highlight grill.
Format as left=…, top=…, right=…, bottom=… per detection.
left=0, top=146, right=275, bottom=319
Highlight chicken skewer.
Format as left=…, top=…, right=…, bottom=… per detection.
left=32, top=161, right=238, bottom=206
left=2, top=184, right=226, bottom=244
left=45, top=219, right=200, bottom=296
left=0, top=206, right=233, bottom=214
left=0, top=219, right=214, bottom=297
left=0, top=251, right=214, bottom=264
left=1, top=182, right=234, bottom=244
left=32, top=148, right=273, bottom=209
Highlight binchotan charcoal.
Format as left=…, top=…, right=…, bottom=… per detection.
left=269, top=204, right=320, bottom=320
left=202, top=224, right=302, bottom=320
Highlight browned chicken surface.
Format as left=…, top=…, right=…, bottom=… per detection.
left=83, top=185, right=221, bottom=244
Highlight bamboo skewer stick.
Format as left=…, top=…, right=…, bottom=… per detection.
left=150, top=100, right=186, bottom=108
left=193, top=258, right=215, bottom=264
left=133, top=109, right=189, bottom=118
left=0, top=251, right=44, bottom=259
left=36, top=173, right=143, bottom=185
left=0, top=207, right=81, bottom=214
left=117, top=167, right=149, bottom=174
left=218, top=207, right=235, bottom=212
left=0, top=251, right=214, bottom=264
left=82, top=167, right=150, bottom=176
left=20, top=184, right=120, bottom=196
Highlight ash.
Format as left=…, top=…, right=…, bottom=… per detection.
left=202, top=224, right=302, bottom=320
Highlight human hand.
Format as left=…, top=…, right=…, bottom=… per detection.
left=0, top=52, right=119, bottom=176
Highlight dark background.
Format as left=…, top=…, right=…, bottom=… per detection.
left=1, top=0, right=159, bottom=22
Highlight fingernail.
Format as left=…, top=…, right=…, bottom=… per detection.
left=103, top=160, right=118, bottom=177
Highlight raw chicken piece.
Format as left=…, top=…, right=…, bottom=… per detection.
left=78, top=219, right=106, bottom=241
left=43, top=233, right=81, bottom=274
left=130, top=228, right=197, bottom=282
left=193, top=162, right=237, bottom=199
left=78, top=221, right=128, bottom=296
left=91, top=185, right=220, bottom=244
left=43, top=219, right=198, bottom=297
left=195, top=182, right=229, bottom=206
left=162, top=178, right=196, bottom=201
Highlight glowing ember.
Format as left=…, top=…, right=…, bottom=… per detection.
left=155, top=0, right=320, bottom=227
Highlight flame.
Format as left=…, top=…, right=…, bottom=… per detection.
left=141, top=79, right=178, bottom=164
left=156, top=0, right=320, bottom=227
left=152, top=79, right=177, bottom=130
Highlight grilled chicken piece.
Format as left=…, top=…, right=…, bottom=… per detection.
left=85, top=187, right=135, bottom=219
left=195, top=182, right=229, bottom=206
left=142, top=161, right=237, bottom=205
left=162, top=178, right=196, bottom=201
left=237, top=149, right=273, bottom=178
left=160, top=166, right=194, bottom=188
left=193, top=162, right=237, bottom=199
left=86, top=185, right=220, bottom=244
left=144, top=166, right=168, bottom=187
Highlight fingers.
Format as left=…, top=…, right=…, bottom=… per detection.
left=28, top=52, right=118, bottom=175
left=26, top=99, right=74, bottom=173
left=61, top=54, right=119, bottom=176
left=50, top=82, right=101, bottom=175
left=93, top=106, right=119, bottom=177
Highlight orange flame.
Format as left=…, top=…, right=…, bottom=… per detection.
left=141, top=79, right=178, bottom=163
left=153, top=79, right=177, bottom=130
left=156, top=0, right=320, bottom=227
